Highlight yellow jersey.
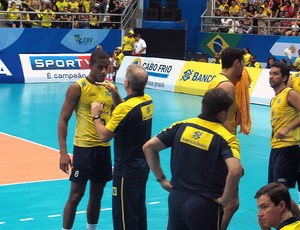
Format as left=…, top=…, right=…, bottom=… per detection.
left=74, top=78, right=115, bottom=147
left=290, top=72, right=300, bottom=93
left=208, top=73, right=237, bottom=134
left=270, top=87, right=300, bottom=148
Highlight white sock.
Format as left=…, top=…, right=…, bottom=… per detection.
left=87, top=223, right=98, bottom=230
left=62, top=228, right=71, bottom=230
left=298, top=191, right=300, bottom=203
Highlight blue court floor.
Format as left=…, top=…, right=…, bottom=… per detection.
left=0, top=82, right=298, bottom=230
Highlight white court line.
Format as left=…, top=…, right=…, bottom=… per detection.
left=48, top=214, right=61, bottom=218
left=148, top=201, right=160, bottom=205
left=0, top=222, right=5, bottom=224
left=20, top=218, right=34, bottom=222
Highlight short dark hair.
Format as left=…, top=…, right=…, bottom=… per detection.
left=201, top=88, right=233, bottom=119
left=254, top=182, right=291, bottom=211
left=271, top=62, right=290, bottom=84
left=90, top=49, right=109, bottom=65
left=221, top=47, right=244, bottom=69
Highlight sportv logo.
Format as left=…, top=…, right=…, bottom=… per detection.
left=180, top=69, right=216, bottom=82
left=74, top=34, right=93, bottom=45
left=0, top=59, right=12, bottom=76
left=30, top=56, right=90, bottom=70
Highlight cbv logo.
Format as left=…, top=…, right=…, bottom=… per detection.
left=0, top=59, right=12, bottom=76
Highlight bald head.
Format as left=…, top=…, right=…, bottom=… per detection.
left=125, top=65, right=148, bottom=93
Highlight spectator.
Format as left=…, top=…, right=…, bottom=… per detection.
left=8, top=0, right=22, bottom=10
left=255, top=182, right=300, bottom=230
left=91, top=64, right=153, bottom=230
left=6, top=2, right=20, bottom=28
left=253, top=0, right=262, bottom=11
left=246, top=55, right=262, bottom=68
left=254, top=6, right=268, bottom=35
left=211, top=8, right=222, bottom=32
left=229, top=0, right=240, bottom=16
left=79, top=0, right=91, bottom=12
left=1, top=0, right=8, bottom=10
left=283, top=0, right=294, bottom=17
left=50, top=4, right=59, bottom=28
left=219, top=11, right=232, bottom=32
left=55, top=0, right=68, bottom=12
left=40, top=5, right=55, bottom=28
left=108, top=0, right=122, bottom=28
left=27, top=0, right=41, bottom=21
left=107, top=46, right=124, bottom=82
left=228, top=16, right=240, bottom=33
left=273, top=10, right=293, bottom=35
left=285, top=11, right=300, bottom=36
left=143, top=88, right=243, bottom=230
left=59, top=6, right=71, bottom=28
left=133, top=33, right=147, bottom=56
left=266, top=56, right=276, bottom=68
left=40, top=0, right=52, bottom=11
left=219, top=0, right=229, bottom=13
left=122, top=29, right=135, bottom=56
left=68, top=0, right=79, bottom=12
left=77, top=5, right=89, bottom=28
left=20, top=6, right=32, bottom=27
left=212, top=52, right=221, bottom=64
left=293, top=0, right=300, bottom=16
left=243, top=47, right=251, bottom=66
left=89, top=7, right=101, bottom=29
left=238, top=2, right=247, bottom=17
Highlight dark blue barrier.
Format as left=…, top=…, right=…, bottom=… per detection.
left=0, top=54, right=24, bottom=83
left=0, top=28, right=122, bottom=54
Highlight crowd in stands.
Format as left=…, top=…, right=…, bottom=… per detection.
left=211, top=0, right=300, bottom=36
left=0, top=0, right=132, bottom=28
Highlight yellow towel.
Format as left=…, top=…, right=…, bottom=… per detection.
left=235, top=68, right=252, bottom=135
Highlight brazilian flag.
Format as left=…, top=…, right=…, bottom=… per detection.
left=199, top=33, right=242, bottom=57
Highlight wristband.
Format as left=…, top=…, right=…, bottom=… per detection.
left=156, top=175, right=166, bottom=183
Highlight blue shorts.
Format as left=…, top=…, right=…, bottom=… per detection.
left=112, top=174, right=148, bottom=230
left=70, top=145, right=112, bottom=184
left=268, top=145, right=300, bottom=188
left=167, top=190, right=223, bottom=230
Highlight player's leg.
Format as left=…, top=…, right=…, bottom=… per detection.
left=63, top=182, right=86, bottom=229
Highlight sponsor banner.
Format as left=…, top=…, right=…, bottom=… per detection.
left=174, top=62, right=221, bottom=96
left=116, top=56, right=185, bottom=92
left=175, top=64, right=261, bottom=97
left=0, top=54, right=24, bottom=83
left=20, top=54, right=91, bottom=83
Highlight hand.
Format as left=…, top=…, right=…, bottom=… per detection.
left=91, top=101, right=104, bottom=117
left=160, top=179, right=172, bottom=192
left=95, top=82, right=118, bottom=94
left=59, top=152, right=72, bottom=175
left=276, top=127, right=290, bottom=140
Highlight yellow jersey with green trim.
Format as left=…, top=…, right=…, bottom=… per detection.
left=156, top=115, right=240, bottom=198
left=106, top=93, right=153, bottom=177
left=270, top=87, right=300, bottom=148
left=122, top=36, right=135, bottom=52
left=208, top=73, right=238, bottom=134
left=74, top=78, right=115, bottom=147
left=290, top=72, right=300, bottom=93
left=278, top=216, right=300, bottom=229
